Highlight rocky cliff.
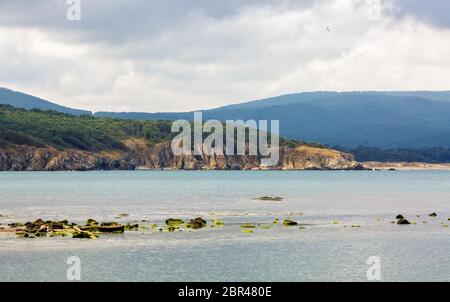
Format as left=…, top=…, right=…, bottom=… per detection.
left=0, top=139, right=360, bottom=171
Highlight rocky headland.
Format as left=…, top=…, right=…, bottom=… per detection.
left=0, top=139, right=361, bottom=171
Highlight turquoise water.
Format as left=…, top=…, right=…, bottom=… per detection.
left=0, top=171, right=449, bottom=281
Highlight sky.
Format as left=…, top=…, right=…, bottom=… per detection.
left=0, top=0, right=449, bottom=112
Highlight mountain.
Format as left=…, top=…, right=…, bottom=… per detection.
left=96, top=91, right=450, bottom=148
left=0, top=105, right=358, bottom=171
left=0, top=87, right=90, bottom=116
left=2, top=87, right=450, bottom=148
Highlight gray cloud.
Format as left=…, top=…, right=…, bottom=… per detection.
left=0, top=0, right=314, bottom=44
left=0, top=0, right=449, bottom=112
left=389, top=0, right=450, bottom=28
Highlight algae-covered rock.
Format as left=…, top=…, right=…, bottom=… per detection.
left=86, top=219, right=99, bottom=226
left=15, top=231, right=27, bottom=238
left=48, top=221, right=65, bottom=230
left=283, top=219, right=298, bottom=226
left=212, top=219, right=224, bottom=226
left=259, top=225, right=272, bottom=229
left=50, top=230, right=74, bottom=237
left=33, top=219, right=45, bottom=226
left=192, top=217, right=206, bottom=226
left=97, top=225, right=125, bottom=233
left=167, top=226, right=178, bottom=232
left=273, top=219, right=279, bottom=224
left=397, top=218, right=411, bottom=225
left=101, top=222, right=119, bottom=226
left=186, top=217, right=207, bottom=229
left=257, top=196, right=283, bottom=201
left=242, top=229, right=254, bottom=234
left=72, top=231, right=97, bottom=239
left=124, top=224, right=139, bottom=231
left=240, top=223, right=257, bottom=229
left=165, top=219, right=185, bottom=226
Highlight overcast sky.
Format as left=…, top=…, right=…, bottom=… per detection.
left=0, top=0, right=449, bottom=112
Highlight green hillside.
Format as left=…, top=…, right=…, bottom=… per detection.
left=0, top=105, right=306, bottom=152
left=0, top=105, right=173, bottom=151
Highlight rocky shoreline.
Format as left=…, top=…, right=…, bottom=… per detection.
left=362, top=161, right=450, bottom=170
left=0, top=141, right=362, bottom=171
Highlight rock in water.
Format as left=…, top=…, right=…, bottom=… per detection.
left=428, top=212, right=437, bottom=217
left=240, top=224, right=257, bottom=229
left=101, top=221, right=119, bottom=226
left=257, top=196, right=283, bottom=201
left=72, top=231, right=97, bottom=239
left=86, top=219, right=99, bottom=226
left=165, top=219, right=185, bottom=226
left=186, top=217, right=207, bottom=229
left=33, top=219, right=45, bottom=226
left=124, top=224, right=139, bottom=231
left=212, top=219, right=224, bottom=226
left=396, top=214, right=404, bottom=219
left=397, top=218, right=411, bottom=225
left=283, top=219, right=298, bottom=226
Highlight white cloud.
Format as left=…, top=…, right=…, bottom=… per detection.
left=0, top=0, right=449, bottom=112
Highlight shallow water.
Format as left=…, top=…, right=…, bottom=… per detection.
left=0, top=170, right=449, bottom=282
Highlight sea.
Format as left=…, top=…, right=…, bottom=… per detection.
left=0, top=170, right=449, bottom=282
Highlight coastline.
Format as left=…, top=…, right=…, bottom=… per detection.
left=362, top=161, right=450, bottom=170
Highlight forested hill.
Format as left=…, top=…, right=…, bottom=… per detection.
left=0, top=105, right=173, bottom=151
left=0, top=105, right=359, bottom=171
left=3, top=87, right=450, bottom=149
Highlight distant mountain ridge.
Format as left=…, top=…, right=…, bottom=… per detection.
left=95, top=91, right=450, bottom=148
left=0, top=88, right=91, bottom=116
left=2, top=87, right=450, bottom=148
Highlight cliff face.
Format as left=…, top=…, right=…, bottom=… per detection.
left=0, top=140, right=360, bottom=171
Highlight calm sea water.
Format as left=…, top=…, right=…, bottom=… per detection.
left=0, top=170, right=449, bottom=282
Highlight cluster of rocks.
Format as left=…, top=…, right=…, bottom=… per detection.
left=394, top=212, right=448, bottom=227
left=8, top=218, right=136, bottom=239
left=3, top=212, right=447, bottom=240
left=165, top=217, right=209, bottom=231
